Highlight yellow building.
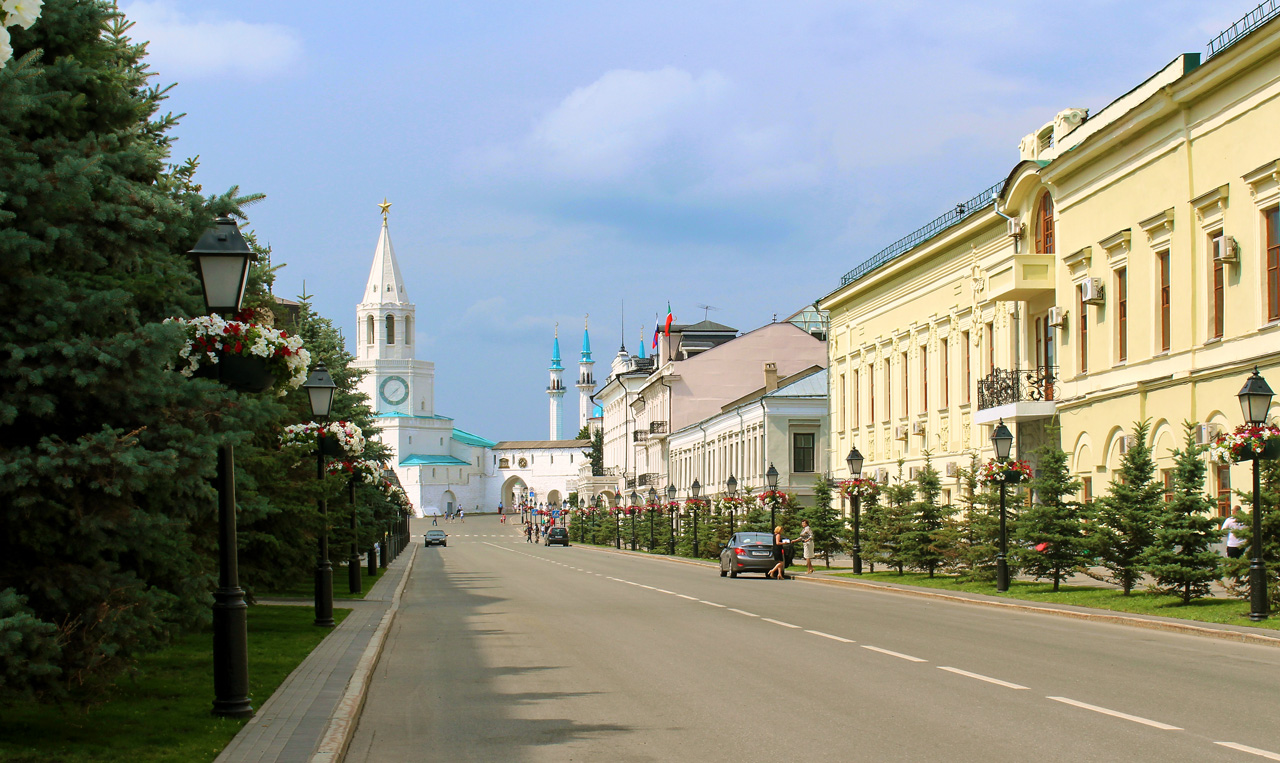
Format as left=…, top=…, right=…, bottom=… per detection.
left=818, top=8, right=1280, bottom=514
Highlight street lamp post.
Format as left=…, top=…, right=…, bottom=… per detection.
left=726, top=475, right=738, bottom=533
left=846, top=448, right=864, bottom=575
left=1240, top=367, right=1275, bottom=621
left=190, top=217, right=255, bottom=719
left=304, top=363, right=338, bottom=627
left=666, top=484, right=677, bottom=554
left=629, top=490, right=639, bottom=550
left=348, top=478, right=361, bottom=594
left=691, top=479, right=701, bottom=557
left=614, top=495, right=621, bottom=549
left=648, top=487, right=658, bottom=551
left=765, top=463, right=780, bottom=530
left=991, top=420, right=1014, bottom=593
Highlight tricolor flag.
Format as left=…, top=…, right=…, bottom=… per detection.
left=652, top=317, right=661, bottom=351
left=664, top=302, right=674, bottom=336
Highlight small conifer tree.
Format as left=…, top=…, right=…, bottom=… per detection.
left=1096, top=420, right=1164, bottom=594
left=801, top=474, right=844, bottom=568
left=1141, top=423, right=1222, bottom=603
left=1014, top=432, right=1088, bottom=591
left=900, top=455, right=952, bottom=577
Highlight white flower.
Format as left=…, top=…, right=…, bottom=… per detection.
left=0, top=26, right=12, bottom=69
left=3, top=0, right=42, bottom=30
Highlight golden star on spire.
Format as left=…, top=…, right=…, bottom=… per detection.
left=378, top=198, right=392, bottom=223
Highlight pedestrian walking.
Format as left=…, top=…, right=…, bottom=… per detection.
left=431, top=513, right=438, bottom=527
left=459, top=508, right=465, bottom=523
left=767, top=525, right=789, bottom=579
left=1222, top=512, right=1247, bottom=558
left=525, top=523, right=532, bottom=543
left=799, top=519, right=814, bottom=574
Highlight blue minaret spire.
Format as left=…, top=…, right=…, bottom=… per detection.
left=577, top=315, right=595, bottom=433
left=548, top=323, right=565, bottom=439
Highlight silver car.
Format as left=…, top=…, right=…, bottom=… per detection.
left=719, top=532, right=777, bottom=577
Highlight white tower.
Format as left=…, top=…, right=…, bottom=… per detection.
left=576, top=316, right=594, bottom=433
left=548, top=325, right=566, bottom=440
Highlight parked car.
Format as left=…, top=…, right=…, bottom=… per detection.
left=544, top=527, right=570, bottom=547
left=424, top=529, right=447, bottom=547
left=719, top=532, right=781, bottom=577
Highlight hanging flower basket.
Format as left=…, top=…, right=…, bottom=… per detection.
left=281, top=421, right=367, bottom=457
left=840, top=477, right=880, bottom=501
left=978, top=459, right=1033, bottom=485
left=327, top=458, right=385, bottom=484
left=1209, top=423, right=1280, bottom=463
left=167, top=313, right=310, bottom=395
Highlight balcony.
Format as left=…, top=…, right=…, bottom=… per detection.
left=649, top=421, right=667, bottom=434
left=637, top=472, right=658, bottom=487
left=975, top=366, right=1058, bottom=425
left=985, top=252, right=1055, bottom=301
left=633, top=430, right=648, bottom=443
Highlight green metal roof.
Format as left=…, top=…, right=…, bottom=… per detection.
left=452, top=428, right=497, bottom=448
left=375, top=412, right=454, bottom=420
left=400, top=454, right=471, bottom=467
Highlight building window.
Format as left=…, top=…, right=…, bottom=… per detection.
left=1157, top=251, right=1171, bottom=352
left=1116, top=268, right=1128, bottom=362
left=1077, top=283, right=1088, bottom=374
left=852, top=369, right=860, bottom=428
left=985, top=322, right=995, bottom=373
left=920, top=349, right=928, bottom=413
left=1035, top=192, right=1055, bottom=255
left=1208, top=232, right=1225, bottom=340
left=405, top=315, right=413, bottom=345
left=869, top=368, right=876, bottom=423
left=792, top=432, right=815, bottom=473
left=1161, top=469, right=1173, bottom=503
left=940, top=338, right=949, bottom=408
left=900, top=352, right=908, bottom=418
left=1217, top=465, right=1232, bottom=517
left=366, top=315, right=375, bottom=345
left=1267, top=207, right=1279, bottom=323
left=840, top=373, right=847, bottom=432
left=386, top=314, right=396, bottom=345
left=884, top=361, right=891, bottom=423
left=1081, top=476, right=1092, bottom=504
left=962, top=331, right=971, bottom=403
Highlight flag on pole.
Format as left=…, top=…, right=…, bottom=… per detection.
left=652, top=317, right=660, bottom=351
left=664, top=302, right=674, bottom=336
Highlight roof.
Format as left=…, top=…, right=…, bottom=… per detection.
left=493, top=439, right=591, bottom=450
left=719, top=365, right=826, bottom=411
left=673, top=319, right=737, bottom=333
left=362, top=217, right=410, bottom=306
left=550, top=331, right=563, bottom=371
left=374, top=412, right=453, bottom=420
left=399, top=454, right=471, bottom=466
left=452, top=428, right=496, bottom=448
left=765, top=367, right=828, bottom=398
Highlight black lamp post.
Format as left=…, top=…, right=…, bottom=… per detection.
left=726, top=474, right=738, bottom=533
left=666, top=484, right=677, bottom=553
left=190, top=218, right=255, bottom=719
left=765, top=463, right=780, bottom=530
left=991, top=419, right=1014, bottom=593
left=846, top=448, right=864, bottom=575
left=648, top=487, right=658, bottom=551
left=629, top=491, right=639, bottom=550
left=1240, top=367, right=1275, bottom=621
left=691, top=479, right=701, bottom=557
left=304, top=362, right=338, bottom=627
left=347, top=477, right=362, bottom=594
left=613, top=495, right=621, bottom=549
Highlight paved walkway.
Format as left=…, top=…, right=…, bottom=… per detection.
left=214, top=545, right=417, bottom=763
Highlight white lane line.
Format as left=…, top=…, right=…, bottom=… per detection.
left=654, top=589, right=677, bottom=595
left=1216, top=742, right=1280, bottom=760
left=606, top=577, right=624, bottom=582
left=861, top=645, right=927, bottom=663
left=1046, top=697, right=1181, bottom=730
left=677, top=594, right=698, bottom=600
left=699, top=601, right=726, bottom=608
left=938, top=667, right=1028, bottom=690
left=762, top=618, right=801, bottom=629
left=805, top=630, right=854, bottom=643
left=727, top=608, right=759, bottom=617
left=637, top=584, right=656, bottom=590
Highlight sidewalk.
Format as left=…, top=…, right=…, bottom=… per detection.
left=214, top=544, right=417, bottom=763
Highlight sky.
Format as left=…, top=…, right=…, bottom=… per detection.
left=125, top=0, right=1250, bottom=440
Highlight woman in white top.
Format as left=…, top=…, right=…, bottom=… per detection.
left=799, top=519, right=814, bottom=574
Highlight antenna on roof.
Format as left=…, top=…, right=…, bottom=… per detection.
left=694, top=303, right=719, bottom=321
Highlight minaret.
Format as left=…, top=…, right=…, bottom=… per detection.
left=577, top=315, right=595, bottom=433
left=548, top=324, right=566, bottom=440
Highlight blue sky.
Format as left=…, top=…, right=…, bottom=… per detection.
left=127, top=0, right=1249, bottom=439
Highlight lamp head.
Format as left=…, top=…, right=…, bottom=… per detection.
left=726, top=474, right=738, bottom=496
left=765, top=463, right=779, bottom=490
left=690, top=479, right=701, bottom=499
left=845, top=447, right=864, bottom=477
left=666, top=483, right=676, bottom=501
left=1239, top=366, right=1275, bottom=425
left=302, top=362, right=338, bottom=419
left=990, top=420, right=1014, bottom=460
left=189, top=217, right=254, bottom=316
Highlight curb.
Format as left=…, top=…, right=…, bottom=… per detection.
left=572, top=542, right=1280, bottom=649
left=310, top=544, right=418, bottom=763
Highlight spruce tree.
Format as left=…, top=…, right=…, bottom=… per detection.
left=1141, top=423, right=1221, bottom=603
left=1223, top=451, right=1280, bottom=609
left=1096, top=420, right=1164, bottom=594
left=800, top=474, right=843, bottom=568
left=872, top=461, right=916, bottom=574
left=900, top=455, right=951, bottom=576
left=956, top=454, right=1000, bottom=582
left=1014, top=433, right=1088, bottom=592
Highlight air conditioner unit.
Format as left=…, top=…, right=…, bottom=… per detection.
left=895, top=425, right=909, bottom=440
left=876, top=468, right=889, bottom=483
left=1006, top=216, right=1023, bottom=239
left=909, top=466, right=922, bottom=479
left=1215, top=236, right=1240, bottom=263
left=1195, top=423, right=1223, bottom=445
left=1081, top=277, right=1105, bottom=305
left=945, top=462, right=959, bottom=477
left=1047, top=306, right=1067, bottom=328
left=1119, top=434, right=1137, bottom=454
left=911, top=421, right=926, bottom=436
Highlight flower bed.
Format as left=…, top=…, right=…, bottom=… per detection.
left=167, top=313, right=309, bottom=394
left=1208, top=423, right=1280, bottom=463
left=977, top=459, right=1033, bottom=485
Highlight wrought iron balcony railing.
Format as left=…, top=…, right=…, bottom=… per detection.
left=633, top=430, right=648, bottom=442
left=638, top=472, right=658, bottom=487
left=649, top=421, right=667, bottom=434
left=977, top=366, right=1057, bottom=411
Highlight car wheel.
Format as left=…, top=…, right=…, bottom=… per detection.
left=442, top=542, right=447, bottom=547
left=729, top=567, right=738, bottom=578
left=719, top=566, right=727, bottom=577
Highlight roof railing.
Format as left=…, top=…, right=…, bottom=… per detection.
left=839, top=180, right=1005, bottom=288
left=1207, top=0, right=1280, bottom=59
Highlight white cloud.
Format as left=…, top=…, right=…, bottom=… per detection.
left=122, top=1, right=301, bottom=78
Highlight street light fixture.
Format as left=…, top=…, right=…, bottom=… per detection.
left=846, top=447, right=864, bottom=575
left=188, top=217, right=254, bottom=316
left=648, top=487, right=658, bottom=550
left=765, top=463, right=780, bottom=529
left=690, top=479, right=701, bottom=557
left=1239, top=367, right=1275, bottom=621
left=304, top=362, right=339, bottom=628
left=726, top=474, right=738, bottom=533
left=990, top=420, right=1014, bottom=593
left=666, top=484, right=677, bottom=553
left=629, top=490, right=639, bottom=550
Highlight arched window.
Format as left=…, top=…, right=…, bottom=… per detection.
left=366, top=315, right=374, bottom=345
left=405, top=316, right=413, bottom=345
left=386, top=314, right=396, bottom=345
left=1034, top=192, right=1055, bottom=254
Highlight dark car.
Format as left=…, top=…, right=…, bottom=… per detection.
left=719, top=532, right=784, bottom=577
left=544, top=527, right=570, bottom=547
left=424, top=529, right=447, bottom=547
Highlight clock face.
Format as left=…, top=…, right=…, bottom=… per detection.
left=379, top=375, right=409, bottom=407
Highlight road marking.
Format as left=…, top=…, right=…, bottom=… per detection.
left=699, top=601, right=726, bottom=607
left=654, top=589, right=677, bottom=595
left=1046, top=697, right=1181, bottom=730
left=637, top=584, right=656, bottom=590
left=1216, top=742, right=1280, bottom=760
left=805, top=630, right=854, bottom=643
left=677, top=594, right=698, bottom=600
left=938, top=667, right=1028, bottom=690
left=762, top=618, right=801, bottom=629
left=607, top=577, right=624, bottom=582
left=861, top=645, right=926, bottom=663
left=727, top=608, right=759, bottom=617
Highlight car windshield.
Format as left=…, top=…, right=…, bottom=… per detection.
left=549, top=528, right=566, bottom=535
left=735, top=533, right=774, bottom=545
left=427, top=531, right=445, bottom=537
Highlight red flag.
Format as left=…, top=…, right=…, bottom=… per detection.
left=664, top=302, right=674, bottom=335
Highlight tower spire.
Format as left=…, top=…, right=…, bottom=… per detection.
left=548, top=323, right=566, bottom=439
left=577, top=314, right=595, bottom=433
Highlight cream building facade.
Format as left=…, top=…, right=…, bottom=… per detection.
left=819, top=11, right=1280, bottom=514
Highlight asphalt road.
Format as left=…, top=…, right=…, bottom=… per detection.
left=344, top=518, right=1280, bottom=762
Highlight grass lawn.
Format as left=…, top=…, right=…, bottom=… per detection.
left=257, top=563, right=383, bottom=600
left=0, top=605, right=350, bottom=763
left=829, top=570, right=1280, bottom=631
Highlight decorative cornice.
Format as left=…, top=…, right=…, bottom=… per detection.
left=1099, top=228, right=1132, bottom=269
left=1138, top=208, right=1175, bottom=246
left=1190, top=183, right=1230, bottom=224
